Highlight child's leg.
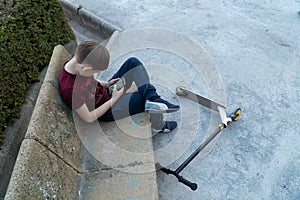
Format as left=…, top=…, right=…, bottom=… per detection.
left=106, top=57, right=179, bottom=116
left=100, top=92, right=145, bottom=121
left=109, top=57, right=159, bottom=99
left=109, top=57, right=147, bottom=84
left=99, top=92, right=164, bottom=129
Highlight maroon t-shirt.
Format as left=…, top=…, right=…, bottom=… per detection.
left=59, top=61, right=111, bottom=110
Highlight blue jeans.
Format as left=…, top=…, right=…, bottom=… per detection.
left=99, top=57, right=164, bottom=130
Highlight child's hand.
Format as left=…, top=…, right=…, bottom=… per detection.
left=111, top=84, right=124, bottom=103
left=98, top=78, right=120, bottom=88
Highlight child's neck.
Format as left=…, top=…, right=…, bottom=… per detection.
left=65, top=57, right=79, bottom=75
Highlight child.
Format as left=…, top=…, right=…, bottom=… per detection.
left=59, top=39, right=179, bottom=132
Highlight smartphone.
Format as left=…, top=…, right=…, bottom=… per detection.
left=108, top=77, right=125, bottom=95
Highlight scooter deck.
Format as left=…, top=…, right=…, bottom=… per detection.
left=176, top=86, right=226, bottom=112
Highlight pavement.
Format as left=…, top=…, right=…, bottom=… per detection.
left=66, top=0, right=300, bottom=199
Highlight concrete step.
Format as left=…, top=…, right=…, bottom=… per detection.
left=77, top=113, right=158, bottom=200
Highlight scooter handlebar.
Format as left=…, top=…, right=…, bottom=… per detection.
left=177, top=174, right=198, bottom=191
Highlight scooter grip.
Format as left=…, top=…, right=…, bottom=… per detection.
left=177, top=175, right=198, bottom=191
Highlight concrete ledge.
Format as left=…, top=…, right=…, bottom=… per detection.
left=81, top=169, right=157, bottom=200
left=24, top=45, right=85, bottom=172
left=5, top=139, right=80, bottom=200
left=60, top=0, right=121, bottom=40
left=78, top=112, right=158, bottom=200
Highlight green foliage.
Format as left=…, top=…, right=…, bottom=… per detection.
left=0, top=0, right=75, bottom=145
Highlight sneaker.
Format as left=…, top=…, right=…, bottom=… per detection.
left=153, top=121, right=177, bottom=133
left=145, top=98, right=180, bottom=113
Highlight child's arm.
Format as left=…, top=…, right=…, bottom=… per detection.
left=75, top=85, right=124, bottom=123
left=96, top=78, right=120, bottom=88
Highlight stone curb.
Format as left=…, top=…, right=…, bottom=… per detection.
left=59, top=0, right=121, bottom=40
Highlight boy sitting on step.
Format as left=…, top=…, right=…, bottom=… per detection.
left=59, top=39, right=180, bottom=133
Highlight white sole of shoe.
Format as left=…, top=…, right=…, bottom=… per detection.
left=145, top=108, right=180, bottom=113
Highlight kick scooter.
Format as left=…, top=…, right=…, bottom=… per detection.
left=156, top=86, right=242, bottom=191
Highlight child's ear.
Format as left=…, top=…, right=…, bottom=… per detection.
left=79, top=64, right=93, bottom=72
